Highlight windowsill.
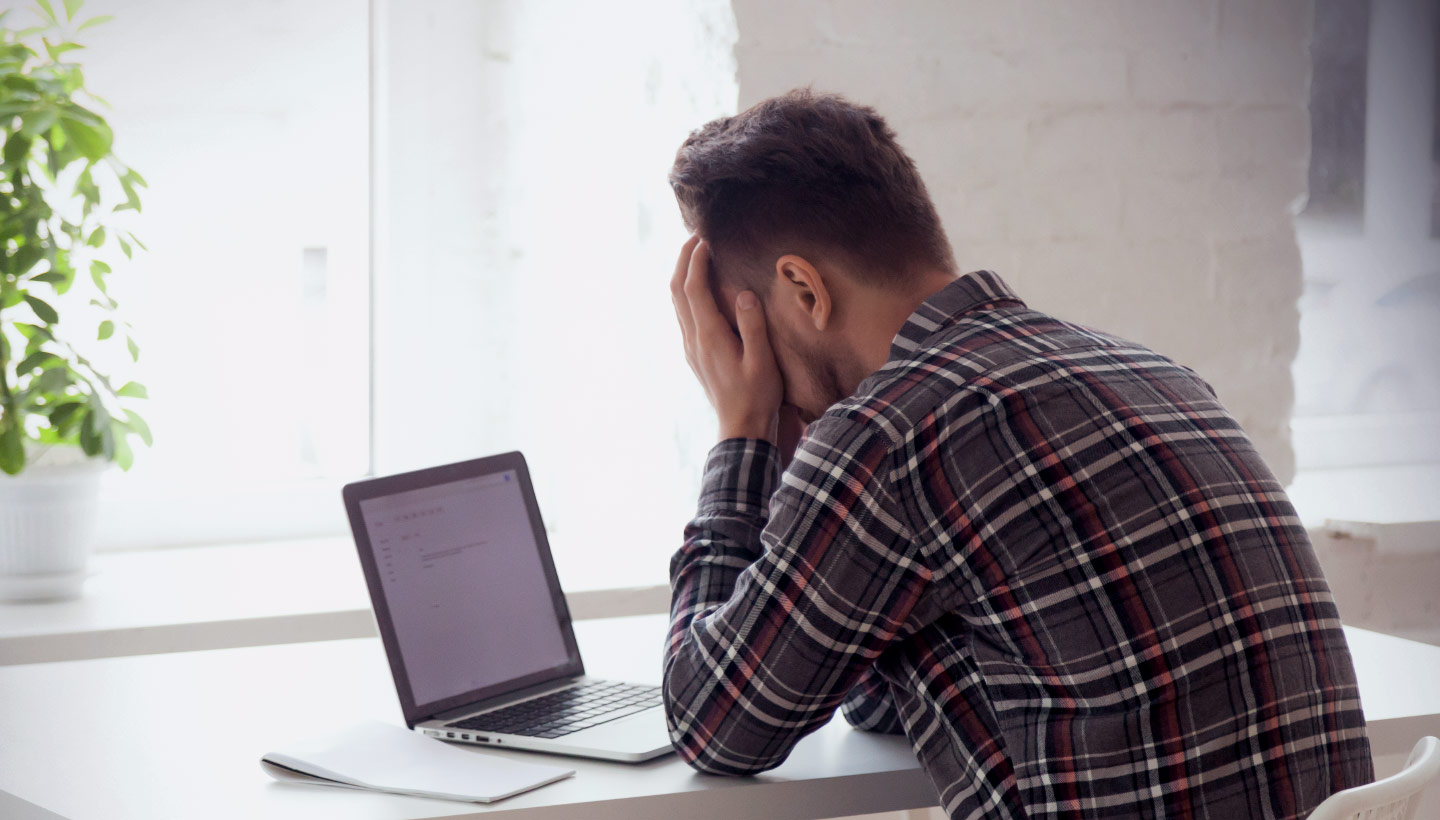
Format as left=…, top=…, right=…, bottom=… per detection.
left=1287, top=462, right=1440, bottom=529
left=0, top=537, right=668, bottom=666
left=6, top=481, right=1437, bottom=668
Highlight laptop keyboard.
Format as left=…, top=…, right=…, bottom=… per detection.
left=447, top=680, right=663, bottom=740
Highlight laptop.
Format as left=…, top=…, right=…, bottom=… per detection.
left=342, top=451, right=675, bottom=763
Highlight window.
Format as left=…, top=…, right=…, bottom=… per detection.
left=370, top=0, right=737, bottom=590
left=1293, top=0, right=1440, bottom=473
left=76, top=0, right=369, bottom=548
left=79, top=0, right=738, bottom=589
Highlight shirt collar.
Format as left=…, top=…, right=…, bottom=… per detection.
left=888, top=270, right=1025, bottom=361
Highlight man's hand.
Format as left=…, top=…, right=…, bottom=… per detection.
left=671, top=235, right=784, bottom=443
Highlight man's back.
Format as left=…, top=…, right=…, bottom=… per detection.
left=664, top=270, right=1373, bottom=819
left=842, top=270, right=1373, bottom=816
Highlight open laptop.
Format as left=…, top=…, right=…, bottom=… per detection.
left=342, top=452, right=674, bottom=763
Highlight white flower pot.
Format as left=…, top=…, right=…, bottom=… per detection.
left=0, top=452, right=107, bottom=602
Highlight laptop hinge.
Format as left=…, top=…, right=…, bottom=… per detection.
left=426, top=674, right=585, bottom=723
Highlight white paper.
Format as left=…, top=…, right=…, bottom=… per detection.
left=261, top=720, right=574, bottom=803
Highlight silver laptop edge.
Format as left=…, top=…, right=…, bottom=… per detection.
left=342, top=452, right=673, bottom=763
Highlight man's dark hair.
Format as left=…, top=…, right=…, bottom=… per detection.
left=670, top=89, right=955, bottom=291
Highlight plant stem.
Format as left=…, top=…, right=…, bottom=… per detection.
left=0, top=304, right=17, bottom=434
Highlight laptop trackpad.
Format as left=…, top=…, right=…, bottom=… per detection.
left=568, top=709, right=672, bottom=754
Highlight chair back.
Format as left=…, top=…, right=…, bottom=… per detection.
left=1307, top=737, right=1440, bottom=820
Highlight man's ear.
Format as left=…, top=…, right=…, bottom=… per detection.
left=773, top=254, right=831, bottom=332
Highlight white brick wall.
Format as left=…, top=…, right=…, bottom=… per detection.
left=732, top=0, right=1313, bottom=482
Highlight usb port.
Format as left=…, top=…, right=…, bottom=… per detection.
left=475, top=735, right=489, bottom=743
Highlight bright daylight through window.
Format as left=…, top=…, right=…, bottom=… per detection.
left=73, top=0, right=738, bottom=591
left=1289, top=0, right=1440, bottom=523
left=76, top=0, right=369, bottom=547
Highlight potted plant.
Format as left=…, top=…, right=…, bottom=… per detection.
left=0, top=0, right=150, bottom=602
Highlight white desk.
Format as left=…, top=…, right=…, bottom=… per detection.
left=2, top=617, right=1438, bottom=820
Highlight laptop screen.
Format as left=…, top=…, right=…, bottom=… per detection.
left=345, top=453, right=584, bottom=725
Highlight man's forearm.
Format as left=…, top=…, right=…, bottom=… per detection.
left=842, top=667, right=907, bottom=736
left=667, top=438, right=780, bottom=625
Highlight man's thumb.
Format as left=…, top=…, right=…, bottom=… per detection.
left=735, top=291, right=769, bottom=352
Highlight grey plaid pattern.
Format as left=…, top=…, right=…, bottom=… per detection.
left=664, top=271, right=1372, bottom=818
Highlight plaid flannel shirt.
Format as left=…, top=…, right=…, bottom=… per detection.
left=663, top=270, right=1372, bottom=819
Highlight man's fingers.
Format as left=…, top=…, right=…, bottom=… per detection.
left=733, top=290, right=773, bottom=367
left=683, top=241, right=728, bottom=336
left=671, top=234, right=699, bottom=290
left=671, top=235, right=699, bottom=338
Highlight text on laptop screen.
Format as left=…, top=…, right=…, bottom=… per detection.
left=358, top=470, right=571, bottom=706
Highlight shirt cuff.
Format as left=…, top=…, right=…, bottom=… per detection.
left=697, top=438, right=781, bottom=519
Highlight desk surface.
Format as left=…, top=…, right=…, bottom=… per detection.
left=2, top=617, right=1439, bottom=820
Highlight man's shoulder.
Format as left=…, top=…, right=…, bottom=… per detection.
left=822, top=306, right=1197, bottom=451
left=825, top=307, right=1047, bottom=439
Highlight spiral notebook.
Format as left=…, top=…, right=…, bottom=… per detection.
left=261, top=720, right=574, bottom=803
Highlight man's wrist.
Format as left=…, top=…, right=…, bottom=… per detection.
left=697, top=438, right=781, bottom=520
left=719, top=414, right=778, bottom=444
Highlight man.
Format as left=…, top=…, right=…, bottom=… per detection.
left=662, top=89, right=1373, bottom=819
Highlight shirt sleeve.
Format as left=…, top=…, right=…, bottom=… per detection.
left=841, top=667, right=906, bottom=735
left=663, top=417, right=929, bottom=774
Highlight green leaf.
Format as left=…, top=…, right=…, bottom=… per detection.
left=124, top=410, right=152, bottom=446
left=117, top=168, right=143, bottom=213
left=58, top=112, right=111, bottom=161
left=48, top=401, right=84, bottom=430
left=2, top=132, right=31, bottom=167
left=97, top=319, right=113, bottom=340
left=115, top=380, right=146, bottom=399
left=62, top=0, right=83, bottom=20
left=34, top=0, right=58, bottom=24
left=0, top=423, right=24, bottom=475
left=58, top=102, right=103, bottom=127
left=83, top=397, right=112, bottom=456
left=98, top=422, right=114, bottom=458
left=78, top=409, right=100, bottom=456
left=89, top=261, right=107, bottom=293
left=19, top=107, right=58, bottom=138
left=30, top=271, right=66, bottom=287
left=125, top=335, right=139, bottom=362
left=12, top=244, right=46, bottom=279
left=43, top=41, right=83, bottom=61
left=86, top=225, right=105, bottom=248
left=23, top=293, right=58, bottom=324
left=32, top=366, right=69, bottom=394
left=74, top=166, right=99, bottom=205
left=112, top=426, right=133, bottom=470
left=117, top=236, right=132, bottom=259
left=16, top=350, right=59, bottom=373
left=75, top=14, right=111, bottom=32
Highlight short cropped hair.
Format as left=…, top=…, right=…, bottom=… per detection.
left=670, top=89, right=955, bottom=290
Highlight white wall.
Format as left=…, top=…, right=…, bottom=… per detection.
left=731, top=0, right=1313, bottom=483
